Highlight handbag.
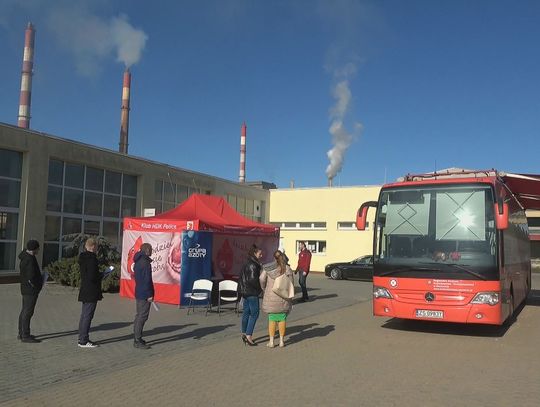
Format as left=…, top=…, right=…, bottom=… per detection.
left=272, top=273, right=294, bottom=300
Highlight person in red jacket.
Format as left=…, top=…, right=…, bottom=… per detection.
left=296, top=242, right=312, bottom=302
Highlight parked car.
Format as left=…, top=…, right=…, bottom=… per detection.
left=324, top=255, right=373, bottom=281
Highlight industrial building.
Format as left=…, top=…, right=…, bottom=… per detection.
left=0, top=123, right=271, bottom=279
left=269, top=186, right=380, bottom=272
left=271, top=186, right=540, bottom=273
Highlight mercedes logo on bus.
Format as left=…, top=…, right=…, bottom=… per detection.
left=425, top=292, right=435, bottom=302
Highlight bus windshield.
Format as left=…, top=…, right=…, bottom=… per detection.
left=374, top=184, right=498, bottom=280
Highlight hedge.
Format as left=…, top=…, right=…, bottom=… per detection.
left=45, top=234, right=121, bottom=292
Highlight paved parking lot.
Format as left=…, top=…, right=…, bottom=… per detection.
left=1, top=273, right=540, bottom=406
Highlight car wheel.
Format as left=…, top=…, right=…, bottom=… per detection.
left=330, top=268, right=342, bottom=280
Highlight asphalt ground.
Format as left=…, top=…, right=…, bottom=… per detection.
left=1, top=273, right=539, bottom=406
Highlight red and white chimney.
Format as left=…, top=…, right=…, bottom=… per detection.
left=17, top=23, right=35, bottom=129
left=239, top=122, right=247, bottom=183
left=119, top=69, right=131, bottom=154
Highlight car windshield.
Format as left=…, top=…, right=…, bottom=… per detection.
left=373, top=184, right=497, bottom=280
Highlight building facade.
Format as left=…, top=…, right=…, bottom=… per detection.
left=0, top=123, right=270, bottom=278
left=269, top=186, right=381, bottom=272
left=270, top=187, right=540, bottom=273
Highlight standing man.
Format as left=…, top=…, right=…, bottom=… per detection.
left=296, top=242, right=312, bottom=302
left=18, top=239, right=43, bottom=343
left=133, top=243, right=154, bottom=350
left=77, top=238, right=102, bottom=348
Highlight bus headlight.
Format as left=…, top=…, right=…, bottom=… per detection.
left=373, top=286, right=393, bottom=299
left=471, top=292, right=499, bottom=306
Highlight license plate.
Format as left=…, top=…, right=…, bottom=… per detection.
left=415, top=309, right=444, bottom=319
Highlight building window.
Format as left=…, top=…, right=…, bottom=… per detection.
left=338, top=221, right=369, bottom=230
left=275, top=222, right=327, bottom=230
left=226, top=194, right=263, bottom=222
left=155, top=179, right=201, bottom=214
left=0, top=149, right=22, bottom=272
left=296, top=240, right=327, bottom=255
left=44, top=159, right=137, bottom=266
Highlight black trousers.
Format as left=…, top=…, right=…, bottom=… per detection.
left=78, top=302, right=97, bottom=344
left=19, top=294, right=39, bottom=338
left=133, top=300, right=151, bottom=341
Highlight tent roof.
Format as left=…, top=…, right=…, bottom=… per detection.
left=502, top=173, right=540, bottom=211
left=146, top=194, right=278, bottom=234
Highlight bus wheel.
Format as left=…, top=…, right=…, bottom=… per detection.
left=504, top=291, right=514, bottom=326
left=330, top=268, right=342, bottom=280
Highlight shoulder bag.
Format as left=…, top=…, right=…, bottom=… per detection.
left=272, top=273, right=294, bottom=300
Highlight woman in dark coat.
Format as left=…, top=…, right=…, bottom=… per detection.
left=77, top=238, right=103, bottom=348
left=238, top=244, right=263, bottom=346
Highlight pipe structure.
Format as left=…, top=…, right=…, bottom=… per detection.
left=119, top=69, right=131, bottom=154
left=328, top=178, right=334, bottom=187
left=239, top=122, right=247, bottom=183
left=17, top=23, right=35, bottom=129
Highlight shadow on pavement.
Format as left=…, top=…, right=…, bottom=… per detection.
left=306, top=293, right=338, bottom=301
left=147, top=324, right=235, bottom=345
left=527, top=289, right=540, bottom=306
left=288, top=324, right=335, bottom=343
left=98, top=324, right=197, bottom=345
left=254, top=323, right=335, bottom=344
left=35, top=321, right=133, bottom=340
left=381, top=319, right=510, bottom=338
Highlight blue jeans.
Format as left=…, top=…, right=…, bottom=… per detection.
left=241, top=296, right=260, bottom=336
left=299, top=272, right=308, bottom=300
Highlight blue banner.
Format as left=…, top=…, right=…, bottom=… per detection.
left=180, top=230, right=213, bottom=306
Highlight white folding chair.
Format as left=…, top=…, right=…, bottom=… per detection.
left=187, top=279, right=213, bottom=316
left=218, top=280, right=239, bottom=316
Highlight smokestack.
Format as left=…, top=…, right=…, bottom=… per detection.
left=17, top=23, right=36, bottom=129
left=290, top=179, right=295, bottom=188
left=119, top=69, right=131, bottom=154
left=328, top=178, right=334, bottom=187
left=239, top=122, right=247, bottom=183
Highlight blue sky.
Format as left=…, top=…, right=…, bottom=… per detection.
left=1, top=0, right=539, bottom=188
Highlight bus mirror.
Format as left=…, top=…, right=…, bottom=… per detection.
left=356, top=201, right=378, bottom=231
left=494, top=202, right=509, bottom=230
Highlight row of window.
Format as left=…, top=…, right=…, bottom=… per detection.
left=226, top=194, right=262, bottom=222
left=154, top=179, right=202, bottom=214
left=44, top=160, right=137, bottom=266
left=272, top=221, right=369, bottom=230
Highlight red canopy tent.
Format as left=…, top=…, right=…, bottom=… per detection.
left=120, top=194, right=279, bottom=305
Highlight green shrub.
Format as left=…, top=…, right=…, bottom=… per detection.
left=45, top=234, right=121, bottom=293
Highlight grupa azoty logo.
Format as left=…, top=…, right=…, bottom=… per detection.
left=188, top=243, right=207, bottom=258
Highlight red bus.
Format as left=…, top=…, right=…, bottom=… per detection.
left=356, top=169, right=534, bottom=325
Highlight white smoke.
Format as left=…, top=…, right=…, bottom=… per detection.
left=0, top=1, right=147, bottom=76
left=47, top=9, right=148, bottom=76
left=325, top=68, right=362, bottom=180
left=110, top=15, right=148, bottom=68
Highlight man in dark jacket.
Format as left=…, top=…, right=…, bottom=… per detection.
left=18, top=239, right=43, bottom=343
left=133, top=243, right=154, bottom=349
left=77, top=238, right=102, bottom=348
